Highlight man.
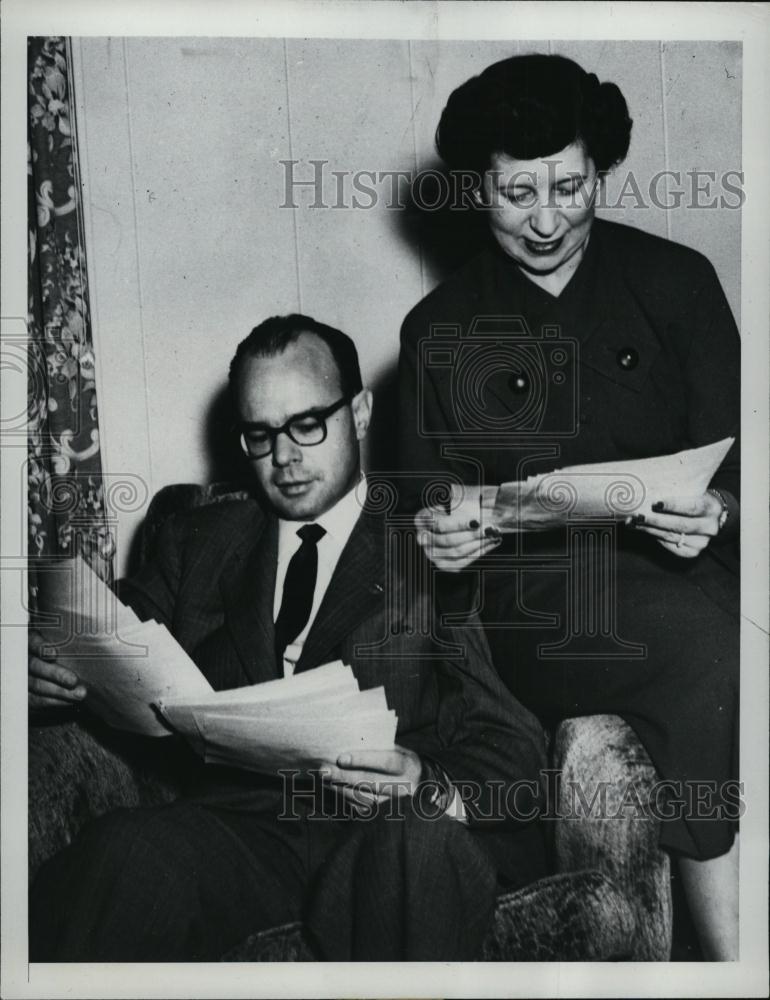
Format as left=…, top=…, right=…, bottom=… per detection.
left=29, top=314, right=547, bottom=961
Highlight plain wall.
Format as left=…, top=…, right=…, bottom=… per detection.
left=70, top=38, right=742, bottom=576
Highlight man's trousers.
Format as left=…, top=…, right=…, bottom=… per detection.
left=29, top=797, right=541, bottom=961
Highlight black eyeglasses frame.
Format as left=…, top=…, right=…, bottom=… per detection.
left=236, top=394, right=352, bottom=458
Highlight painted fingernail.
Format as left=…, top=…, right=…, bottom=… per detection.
left=652, top=502, right=664, bottom=512
left=484, top=526, right=501, bottom=538
left=469, top=519, right=480, bottom=530
left=631, top=514, right=646, bottom=525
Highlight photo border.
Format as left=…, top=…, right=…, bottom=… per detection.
left=2, top=2, right=768, bottom=997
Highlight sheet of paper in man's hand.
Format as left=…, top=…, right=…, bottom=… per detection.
left=491, top=436, right=735, bottom=531
left=158, top=663, right=399, bottom=776
left=35, top=556, right=213, bottom=736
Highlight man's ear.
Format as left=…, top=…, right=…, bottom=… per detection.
left=351, top=388, right=373, bottom=441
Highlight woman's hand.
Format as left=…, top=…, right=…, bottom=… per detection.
left=414, top=505, right=502, bottom=572
left=631, top=492, right=726, bottom=558
left=28, top=629, right=87, bottom=709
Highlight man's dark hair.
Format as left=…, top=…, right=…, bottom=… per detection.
left=228, top=314, right=363, bottom=403
left=436, top=53, right=632, bottom=176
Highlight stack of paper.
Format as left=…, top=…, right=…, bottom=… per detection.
left=158, top=662, right=398, bottom=774
left=439, top=437, right=734, bottom=533
left=35, top=556, right=213, bottom=736
left=35, top=558, right=399, bottom=774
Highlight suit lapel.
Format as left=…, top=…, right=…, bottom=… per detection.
left=295, top=508, right=385, bottom=673
left=221, top=513, right=280, bottom=684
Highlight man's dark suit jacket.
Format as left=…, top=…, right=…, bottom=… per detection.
left=117, top=496, right=547, bottom=826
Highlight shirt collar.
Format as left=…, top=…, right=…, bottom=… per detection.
left=277, top=475, right=366, bottom=555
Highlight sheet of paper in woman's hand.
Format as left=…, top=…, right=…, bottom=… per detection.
left=440, top=483, right=500, bottom=531
left=493, top=437, right=735, bottom=530
left=35, top=556, right=213, bottom=736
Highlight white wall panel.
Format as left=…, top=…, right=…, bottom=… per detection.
left=123, top=37, right=297, bottom=492
left=552, top=40, right=670, bottom=240
left=73, top=38, right=152, bottom=567
left=409, top=39, right=524, bottom=291
left=285, top=39, right=422, bottom=382
left=662, top=41, right=741, bottom=322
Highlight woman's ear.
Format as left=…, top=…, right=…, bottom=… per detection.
left=351, top=388, right=373, bottom=441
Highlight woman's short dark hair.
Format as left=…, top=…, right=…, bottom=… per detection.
left=228, top=314, right=363, bottom=401
left=436, top=53, right=632, bottom=176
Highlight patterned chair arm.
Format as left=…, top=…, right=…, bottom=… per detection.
left=552, top=715, right=673, bottom=960
left=28, top=716, right=181, bottom=883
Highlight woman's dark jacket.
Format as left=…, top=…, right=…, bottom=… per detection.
left=397, top=218, right=740, bottom=860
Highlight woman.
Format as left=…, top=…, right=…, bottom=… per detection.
left=397, top=54, right=740, bottom=960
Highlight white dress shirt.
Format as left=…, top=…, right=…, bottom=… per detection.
left=273, top=477, right=365, bottom=676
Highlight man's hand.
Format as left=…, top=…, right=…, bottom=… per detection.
left=318, top=746, right=423, bottom=814
left=414, top=505, right=501, bottom=572
left=28, top=629, right=86, bottom=710
left=630, top=492, right=726, bottom=559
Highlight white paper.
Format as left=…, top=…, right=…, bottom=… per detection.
left=36, top=556, right=213, bottom=736
left=158, top=659, right=354, bottom=711
left=37, top=563, right=399, bottom=767
left=190, top=684, right=388, bottom=721
left=159, top=665, right=399, bottom=775
left=201, top=707, right=399, bottom=773
left=492, top=437, right=735, bottom=530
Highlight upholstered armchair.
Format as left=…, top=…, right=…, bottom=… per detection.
left=28, top=483, right=673, bottom=961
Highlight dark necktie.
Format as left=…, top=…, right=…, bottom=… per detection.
left=274, top=523, right=326, bottom=665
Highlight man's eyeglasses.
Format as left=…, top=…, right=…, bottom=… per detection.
left=237, top=396, right=351, bottom=459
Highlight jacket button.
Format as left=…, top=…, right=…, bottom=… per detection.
left=616, top=347, right=639, bottom=371
left=508, top=370, right=529, bottom=393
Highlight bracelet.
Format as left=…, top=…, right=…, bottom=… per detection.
left=707, top=487, right=730, bottom=532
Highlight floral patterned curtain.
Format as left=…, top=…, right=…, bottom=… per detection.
left=28, top=36, right=114, bottom=603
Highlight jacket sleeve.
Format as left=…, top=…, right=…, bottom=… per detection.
left=396, top=605, right=547, bottom=828
left=397, top=311, right=475, bottom=513
left=114, top=513, right=187, bottom=627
